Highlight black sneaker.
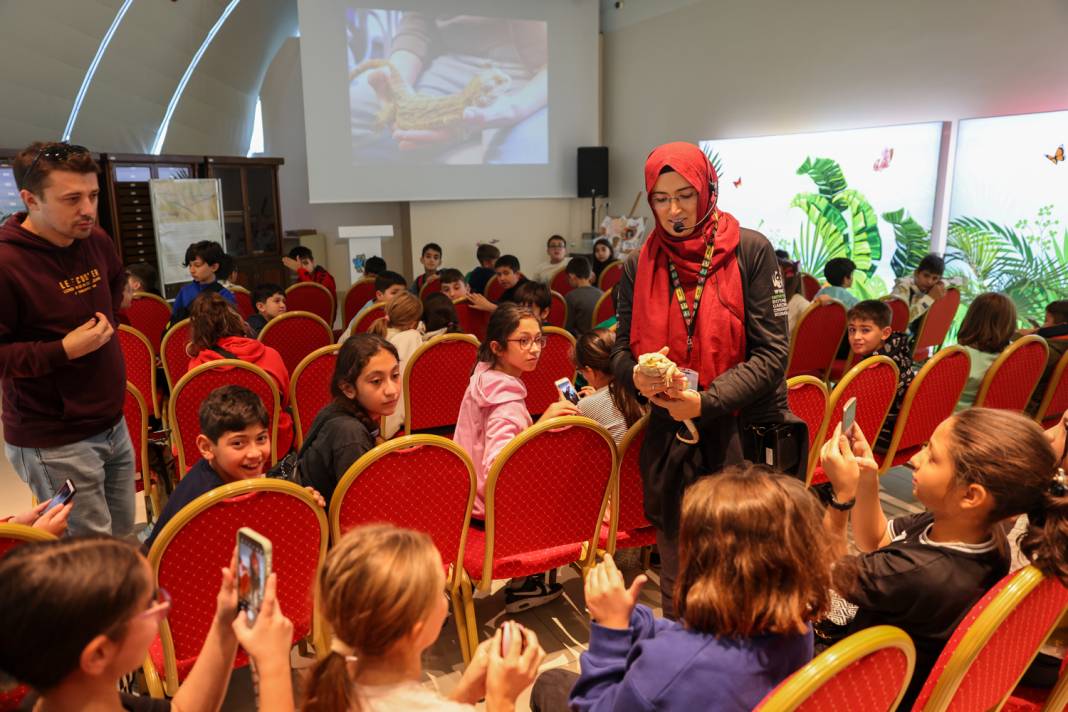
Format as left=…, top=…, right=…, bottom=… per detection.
left=504, top=573, right=563, bottom=613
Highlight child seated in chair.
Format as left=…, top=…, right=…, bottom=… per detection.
left=246, top=283, right=286, bottom=337
left=171, top=240, right=236, bottom=327
left=369, top=292, right=424, bottom=439
left=846, top=300, right=915, bottom=451
left=467, top=242, right=500, bottom=296
left=1028, top=300, right=1068, bottom=415
left=437, top=267, right=470, bottom=302
left=339, top=270, right=408, bottom=343
left=422, top=292, right=463, bottom=339
left=954, top=292, right=1017, bottom=412
left=283, top=245, right=337, bottom=305
left=889, top=253, right=964, bottom=333
left=572, top=328, right=644, bottom=444
left=563, top=256, right=603, bottom=336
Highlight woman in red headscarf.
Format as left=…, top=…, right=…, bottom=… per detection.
left=611, top=142, right=798, bottom=617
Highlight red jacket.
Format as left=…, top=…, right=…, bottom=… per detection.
left=297, top=266, right=337, bottom=300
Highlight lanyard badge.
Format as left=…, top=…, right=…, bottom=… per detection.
left=666, top=212, right=718, bottom=360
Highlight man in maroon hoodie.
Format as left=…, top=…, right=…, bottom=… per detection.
left=0, top=142, right=135, bottom=537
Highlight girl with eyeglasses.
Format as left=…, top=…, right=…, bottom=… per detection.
left=0, top=536, right=293, bottom=712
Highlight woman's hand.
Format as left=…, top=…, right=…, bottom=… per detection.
left=538, top=400, right=579, bottom=423
left=585, top=554, right=646, bottom=630
left=649, top=390, right=702, bottom=422
left=486, top=622, right=545, bottom=710
left=632, top=347, right=672, bottom=397
left=230, top=573, right=293, bottom=675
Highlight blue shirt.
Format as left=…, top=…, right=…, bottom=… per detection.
left=142, top=458, right=223, bottom=552
left=171, top=281, right=236, bottom=325
left=815, top=284, right=859, bottom=308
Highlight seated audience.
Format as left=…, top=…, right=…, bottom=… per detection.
left=1, top=499, right=72, bottom=536
left=533, top=234, right=569, bottom=284
left=494, top=255, right=530, bottom=303
left=563, top=257, right=603, bottom=336
left=890, top=253, right=963, bottom=329
left=437, top=267, right=470, bottom=301
left=411, top=242, right=442, bottom=294
left=591, top=237, right=616, bottom=284
left=126, top=261, right=160, bottom=296
left=297, top=334, right=400, bottom=508
left=572, top=328, right=644, bottom=444
left=363, top=255, right=386, bottom=277
left=187, top=292, right=294, bottom=454
left=247, top=283, right=286, bottom=337
left=467, top=242, right=500, bottom=295
left=819, top=409, right=1068, bottom=709
left=283, top=245, right=337, bottom=304
left=846, top=300, right=914, bottom=450
left=513, top=280, right=552, bottom=324
left=954, top=292, right=1017, bottom=412
left=369, top=292, right=424, bottom=438
left=0, top=536, right=295, bottom=712
left=171, top=240, right=235, bottom=326
left=531, top=468, right=832, bottom=711
left=422, top=292, right=463, bottom=338
left=302, top=524, right=544, bottom=712
left=1029, top=299, right=1068, bottom=414
left=815, top=257, right=859, bottom=308
left=339, top=270, right=408, bottom=342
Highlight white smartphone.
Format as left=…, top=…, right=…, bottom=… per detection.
left=43, top=479, right=76, bottom=514
left=237, top=528, right=273, bottom=625
left=554, top=377, right=581, bottom=405
left=841, top=397, right=858, bottom=438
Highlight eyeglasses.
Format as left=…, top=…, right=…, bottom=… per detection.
left=135, top=587, right=172, bottom=623
left=507, top=335, right=547, bottom=351
left=650, top=190, right=698, bottom=209
left=21, top=142, right=90, bottom=188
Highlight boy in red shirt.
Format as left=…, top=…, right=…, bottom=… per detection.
left=283, top=246, right=337, bottom=302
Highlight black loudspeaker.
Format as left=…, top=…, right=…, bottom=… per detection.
left=577, top=146, right=609, bottom=198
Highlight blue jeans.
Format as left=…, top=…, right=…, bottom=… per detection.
left=5, top=419, right=136, bottom=537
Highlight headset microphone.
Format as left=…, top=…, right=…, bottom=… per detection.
left=672, top=202, right=716, bottom=234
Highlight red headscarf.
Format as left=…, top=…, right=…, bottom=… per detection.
left=630, top=142, right=746, bottom=387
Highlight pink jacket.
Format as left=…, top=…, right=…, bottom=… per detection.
left=453, top=361, right=532, bottom=518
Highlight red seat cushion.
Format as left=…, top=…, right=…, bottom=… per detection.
left=462, top=525, right=582, bottom=581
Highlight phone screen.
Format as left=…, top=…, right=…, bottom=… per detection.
left=43, top=479, right=75, bottom=514
left=842, top=397, right=857, bottom=436
left=237, top=529, right=272, bottom=624
left=555, top=378, right=580, bottom=405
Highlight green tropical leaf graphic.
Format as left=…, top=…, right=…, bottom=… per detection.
left=796, top=157, right=848, bottom=198
left=834, top=189, right=882, bottom=276
left=883, top=208, right=931, bottom=278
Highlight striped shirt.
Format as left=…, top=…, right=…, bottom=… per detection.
left=578, top=386, right=628, bottom=444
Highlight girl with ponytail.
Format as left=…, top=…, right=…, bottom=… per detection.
left=572, top=328, right=645, bottom=444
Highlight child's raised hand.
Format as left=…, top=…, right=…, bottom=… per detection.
left=486, top=622, right=545, bottom=708
left=281, top=256, right=299, bottom=272
left=231, top=573, right=294, bottom=675
left=215, top=547, right=240, bottom=627
left=584, top=554, right=646, bottom=630
left=820, top=423, right=860, bottom=499
left=847, top=424, right=880, bottom=477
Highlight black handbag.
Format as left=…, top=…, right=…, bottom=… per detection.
left=741, top=421, right=806, bottom=479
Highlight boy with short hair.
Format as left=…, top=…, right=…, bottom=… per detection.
left=890, top=253, right=963, bottom=326
left=534, top=234, right=569, bottom=284
left=247, top=283, right=286, bottom=337
left=172, top=240, right=236, bottom=326
left=816, top=257, right=859, bottom=308
left=468, top=243, right=500, bottom=295
left=563, top=257, right=604, bottom=335
left=437, top=268, right=469, bottom=301
left=846, top=300, right=915, bottom=450
left=495, top=255, right=530, bottom=303
left=126, top=262, right=160, bottom=296
left=412, top=243, right=442, bottom=294
left=1028, top=299, right=1068, bottom=414
left=363, top=255, right=386, bottom=277
left=339, top=270, right=408, bottom=342
left=513, top=281, right=553, bottom=324
left=284, top=246, right=337, bottom=302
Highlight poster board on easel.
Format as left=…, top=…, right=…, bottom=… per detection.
left=149, top=179, right=225, bottom=289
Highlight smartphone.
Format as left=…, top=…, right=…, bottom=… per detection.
left=42, top=479, right=76, bottom=514
left=554, top=377, right=581, bottom=405
left=841, top=397, right=858, bottom=438
left=237, top=528, right=273, bottom=625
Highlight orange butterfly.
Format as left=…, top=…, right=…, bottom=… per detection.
left=1047, top=145, right=1065, bottom=164
left=732, top=177, right=742, bottom=188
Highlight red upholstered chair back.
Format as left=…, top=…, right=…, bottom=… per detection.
left=593, top=290, right=615, bottom=329
left=787, top=376, right=829, bottom=454
left=285, top=282, right=335, bottom=324
left=258, top=310, right=334, bottom=374
left=1036, top=349, right=1068, bottom=428
left=615, top=416, right=651, bottom=536
left=912, top=566, right=1068, bottom=712
left=290, top=345, right=339, bottom=446
left=230, top=286, right=255, bottom=319
left=330, top=436, right=475, bottom=569
left=419, top=275, right=442, bottom=300
left=453, top=299, right=489, bottom=340
left=0, top=523, right=56, bottom=560
left=343, top=278, right=378, bottom=326
left=404, top=335, right=479, bottom=433
left=478, top=418, right=615, bottom=582
left=119, top=325, right=160, bottom=418
left=0, top=684, right=30, bottom=712
left=801, top=273, right=821, bottom=300
left=147, top=480, right=327, bottom=690
left=169, top=360, right=280, bottom=475
left=127, top=293, right=172, bottom=355
left=753, top=626, right=915, bottom=712
left=547, top=291, right=567, bottom=328
left=550, top=268, right=572, bottom=297
left=974, top=335, right=1049, bottom=412
left=884, top=297, right=910, bottom=334
left=160, top=319, right=191, bottom=391
left=880, top=346, right=970, bottom=473
left=913, top=288, right=962, bottom=361
left=485, top=275, right=506, bottom=302
left=351, top=303, right=386, bottom=335
left=522, top=327, right=577, bottom=416
left=787, top=301, right=847, bottom=380
left=125, top=382, right=151, bottom=496
left=598, top=261, right=623, bottom=291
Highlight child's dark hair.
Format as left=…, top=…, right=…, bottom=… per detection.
left=183, top=240, right=233, bottom=280
left=199, top=385, right=269, bottom=441
left=566, top=256, right=592, bottom=280
left=437, top=268, right=465, bottom=285
left=252, top=283, right=284, bottom=308
left=547, top=234, right=566, bottom=248
left=847, top=300, right=892, bottom=329
left=476, top=243, right=501, bottom=264
left=188, top=292, right=249, bottom=354
left=0, top=537, right=148, bottom=692
left=573, top=329, right=643, bottom=426
left=423, top=292, right=461, bottom=334
left=332, top=334, right=399, bottom=431
left=917, top=253, right=945, bottom=276
left=957, top=292, right=1017, bottom=354
left=479, top=303, right=538, bottom=364
left=289, top=246, right=314, bottom=262
left=824, top=257, right=856, bottom=287
left=1046, top=300, right=1068, bottom=326
left=364, top=256, right=386, bottom=276
left=421, top=242, right=442, bottom=257
left=783, top=271, right=804, bottom=301
left=374, top=270, right=406, bottom=293
left=495, top=254, right=521, bottom=272
left=774, top=248, right=791, bottom=260
left=127, top=262, right=158, bottom=294
left=513, top=281, right=551, bottom=312
left=593, top=238, right=614, bottom=261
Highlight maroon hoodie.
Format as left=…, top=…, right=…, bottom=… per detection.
left=0, top=213, right=126, bottom=447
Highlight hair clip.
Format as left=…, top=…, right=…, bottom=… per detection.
left=329, top=636, right=357, bottom=661
left=1052, top=468, right=1068, bottom=497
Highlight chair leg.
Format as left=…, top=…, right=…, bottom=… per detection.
left=141, top=658, right=164, bottom=699
left=451, top=587, right=471, bottom=664
left=640, top=545, right=652, bottom=571
left=459, top=574, right=479, bottom=660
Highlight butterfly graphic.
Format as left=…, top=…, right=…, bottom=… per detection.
left=732, top=177, right=742, bottom=188
left=1047, top=145, right=1065, bottom=164
left=873, top=147, right=894, bottom=172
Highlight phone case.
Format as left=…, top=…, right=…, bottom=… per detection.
left=237, top=528, right=273, bottom=622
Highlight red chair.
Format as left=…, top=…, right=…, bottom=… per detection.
left=974, top=335, right=1049, bottom=412
left=127, top=292, right=172, bottom=355
left=160, top=319, right=191, bottom=392
left=350, top=302, right=386, bottom=335
left=485, top=275, right=506, bottom=302
left=230, top=285, right=255, bottom=319
left=809, top=355, right=899, bottom=485
left=522, top=326, right=576, bottom=416
left=118, top=324, right=160, bottom=419
left=603, top=416, right=655, bottom=554
left=547, top=290, right=568, bottom=328
left=404, top=334, right=480, bottom=435
left=419, top=275, right=442, bottom=300
left=453, top=299, right=490, bottom=340
left=343, top=277, right=377, bottom=326
left=598, top=260, right=623, bottom=292
left=290, top=345, right=340, bottom=447
left=592, top=290, right=615, bottom=329
left=883, top=297, right=910, bottom=334
left=141, top=480, right=327, bottom=697
left=168, top=360, right=280, bottom=476
left=258, top=310, right=334, bottom=374
left=801, top=273, right=821, bottom=300
left=1035, top=350, right=1068, bottom=429
left=828, top=351, right=857, bottom=384
left=754, top=626, right=915, bottom=712
left=285, top=281, right=335, bottom=325
left=458, top=417, right=616, bottom=653
left=1005, top=657, right=1068, bottom=712
left=912, top=566, right=1068, bottom=712
left=787, top=301, right=847, bottom=381
left=878, top=346, right=970, bottom=474
left=550, top=268, right=573, bottom=297
left=329, top=435, right=476, bottom=660
left=787, top=376, right=829, bottom=483
left=913, top=288, right=962, bottom=361
left=125, top=382, right=160, bottom=522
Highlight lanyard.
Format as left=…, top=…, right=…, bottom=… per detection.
left=666, top=212, right=718, bottom=360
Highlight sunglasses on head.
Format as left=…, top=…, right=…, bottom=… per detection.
left=21, top=142, right=90, bottom=188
